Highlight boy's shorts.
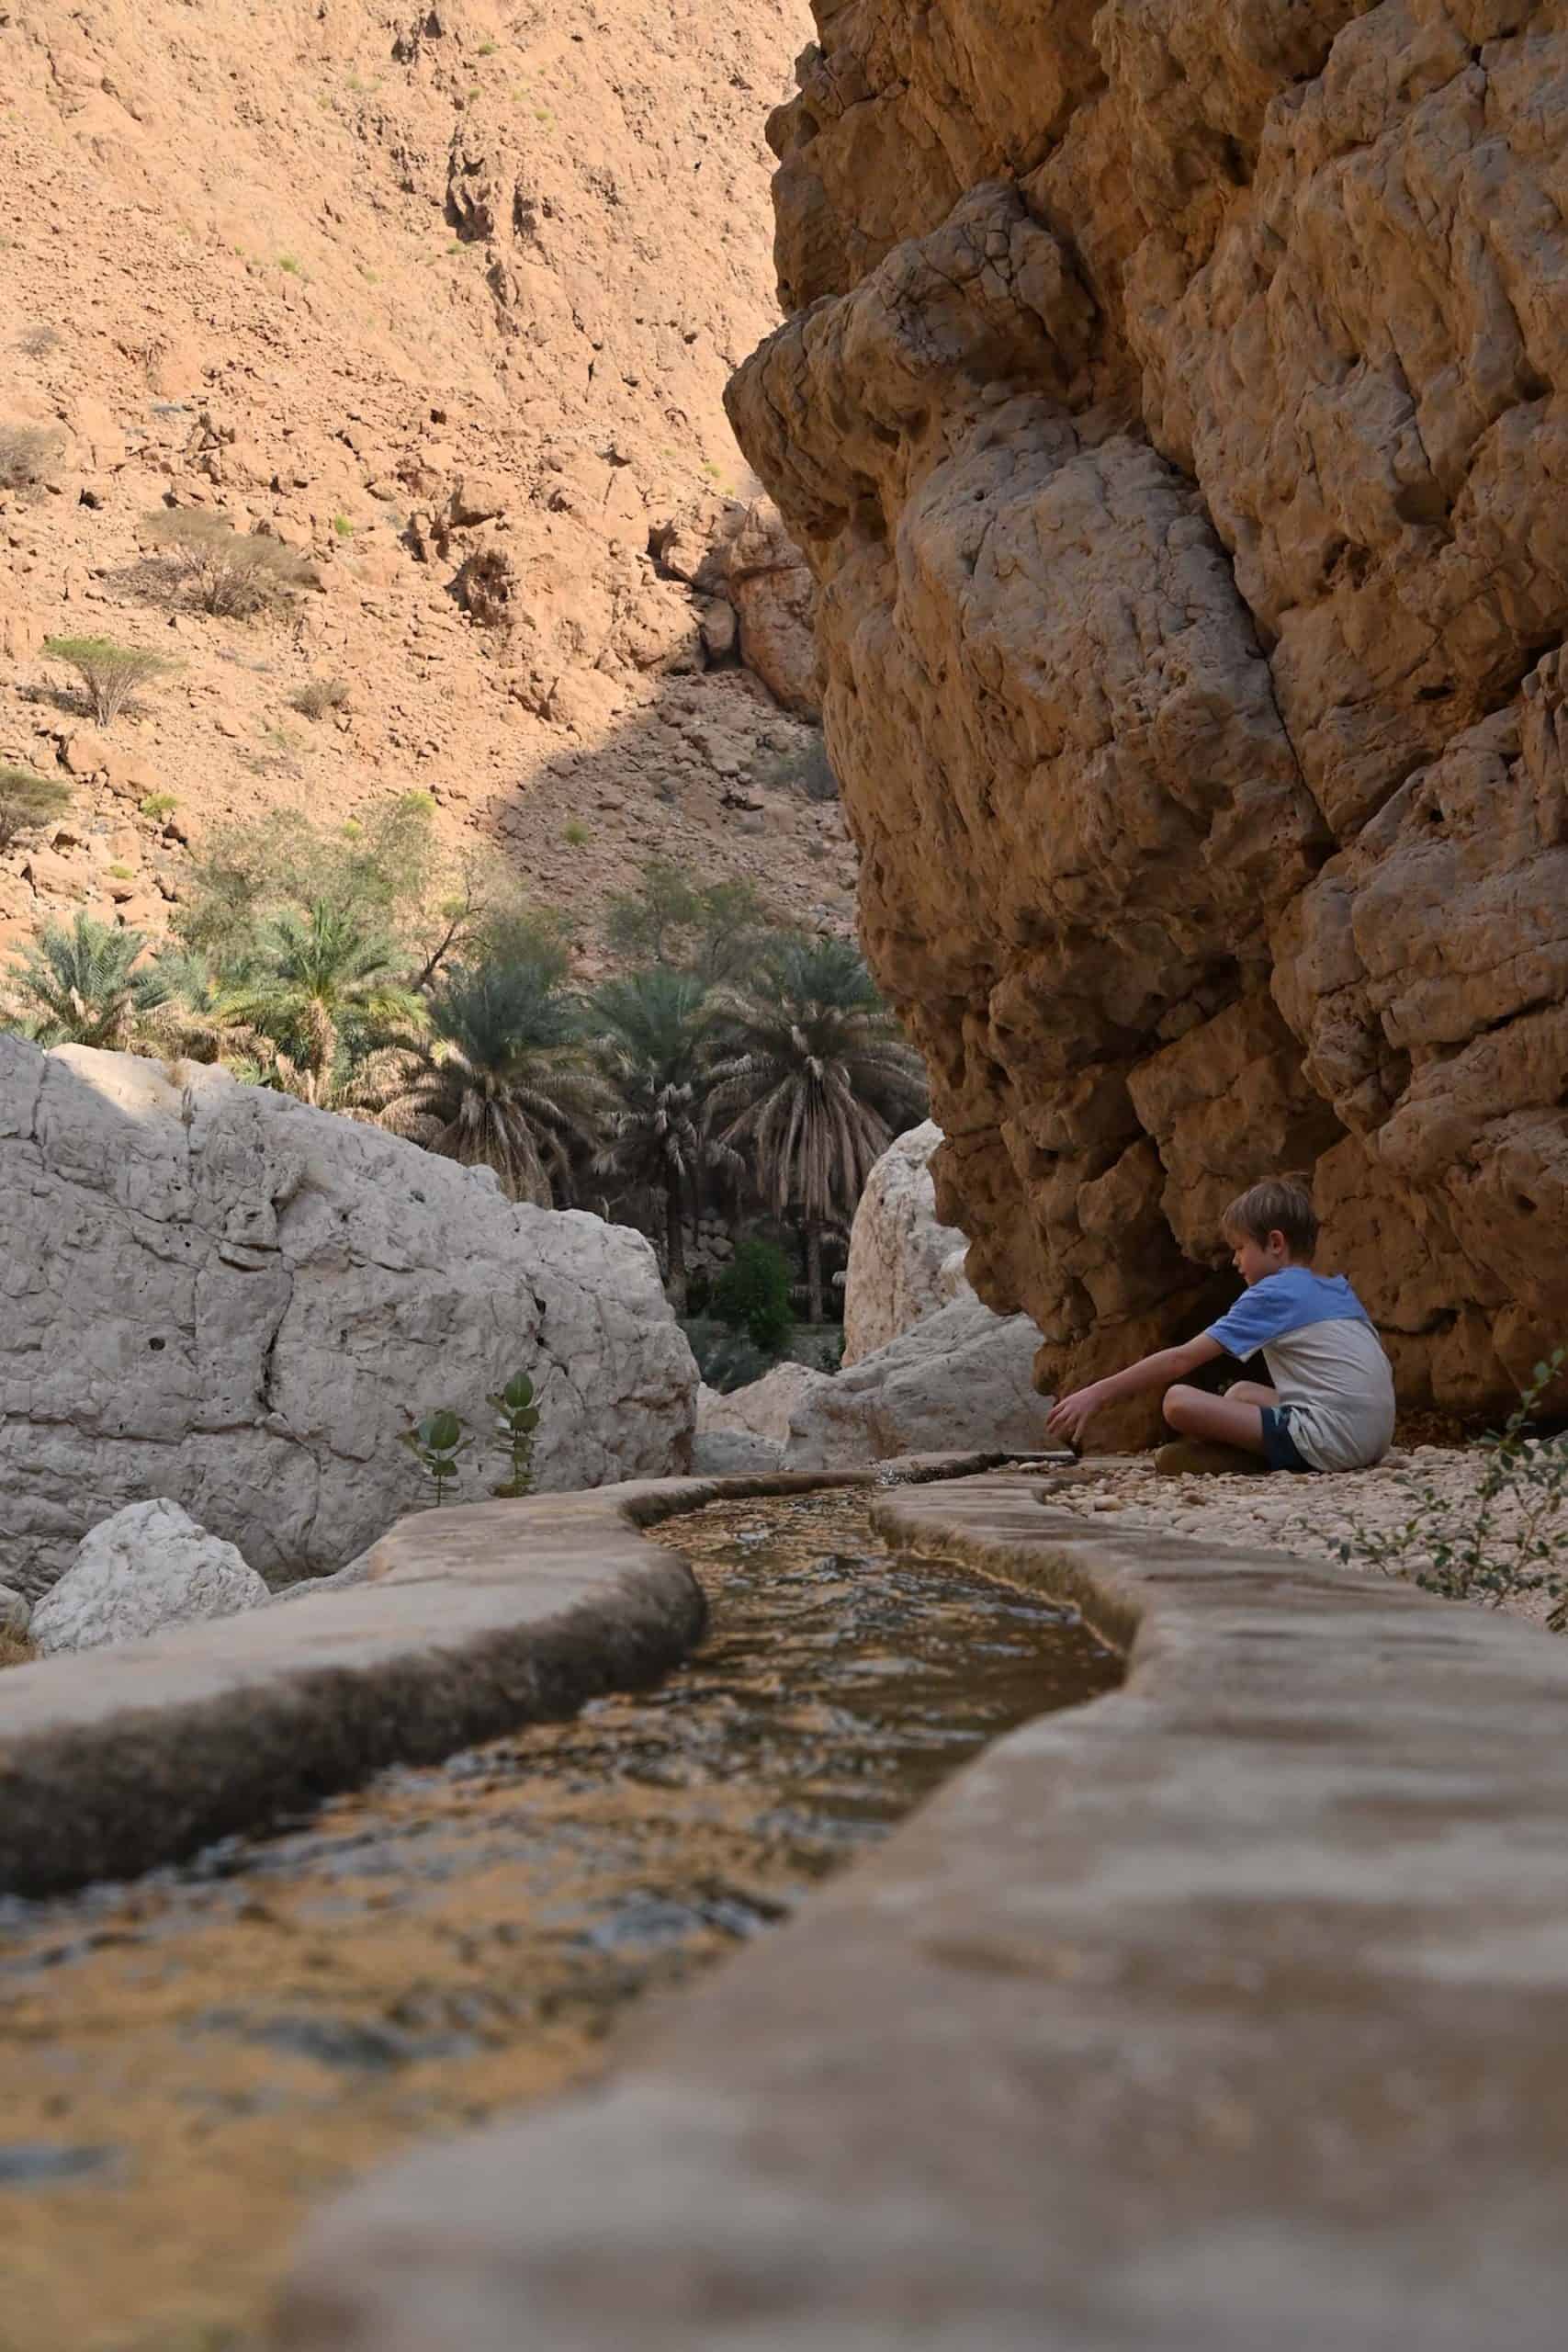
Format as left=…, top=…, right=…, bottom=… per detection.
left=1260, top=1404, right=1315, bottom=1476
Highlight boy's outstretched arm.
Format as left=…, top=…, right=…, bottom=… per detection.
left=1047, top=1334, right=1225, bottom=1448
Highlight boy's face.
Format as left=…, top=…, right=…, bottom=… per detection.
left=1229, top=1227, right=1291, bottom=1285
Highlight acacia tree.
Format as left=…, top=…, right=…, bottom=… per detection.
left=375, top=958, right=609, bottom=1204
left=592, top=965, right=739, bottom=1309
left=707, top=935, right=928, bottom=1322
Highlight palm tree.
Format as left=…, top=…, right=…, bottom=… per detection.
left=707, top=934, right=928, bottom=1323
left=3, top=913, right=175, bottom=1049
left=592, top=966, right=739, bottom=1309
left=376, top=958, right=609, bottom=1204
left=220, top=901, right=425, bottom=1091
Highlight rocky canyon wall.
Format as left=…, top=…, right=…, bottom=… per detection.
left=729, top=0, right=1568, bottom=1419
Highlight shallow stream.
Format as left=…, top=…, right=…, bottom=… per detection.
left=0, top=1487, right=1118, bottom=2351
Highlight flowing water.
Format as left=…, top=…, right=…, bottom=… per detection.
left=0, top=1487, right=1119, bottom=2352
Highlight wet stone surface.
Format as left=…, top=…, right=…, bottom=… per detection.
left=0, top=1488, right=1117, bottom=2351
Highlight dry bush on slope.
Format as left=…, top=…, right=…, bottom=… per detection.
left=144, top=509, right=316, bottom=618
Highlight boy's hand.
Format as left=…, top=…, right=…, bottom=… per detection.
left=1047, top=1385, right=1105, bottom=1447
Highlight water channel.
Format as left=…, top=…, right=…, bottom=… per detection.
left=0, top=1486, right=1120, bottom=2352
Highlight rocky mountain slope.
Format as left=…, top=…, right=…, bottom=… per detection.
left=730, top=0, right=1568, bottom=1422
left=0, top=0, right=840, bottom=971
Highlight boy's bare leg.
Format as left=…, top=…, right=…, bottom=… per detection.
left=1224, top=1380, right=1280, bottom=1409
left=1162, top=1383, right=1270, bottom=1455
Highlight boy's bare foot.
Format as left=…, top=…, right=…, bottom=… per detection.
left=1155, top=1439, right=1272, bottom=1479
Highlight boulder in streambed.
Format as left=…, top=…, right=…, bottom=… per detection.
left=29, top=1499, right=269, bottom=1656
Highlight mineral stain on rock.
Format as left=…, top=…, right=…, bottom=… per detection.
left=0, top=1489, right=1118, bottom=2350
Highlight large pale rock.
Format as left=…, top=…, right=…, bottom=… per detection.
left=698, top=1360, right=822, bottom=1445
left=30, top=1499, right=268, bottom=1656
left=781, top=1295, right=1052, bottom=1471
left=728, top=4, right=1568, bottom=1419
left=842, top=1120, right=971, bottom=1366
left=0, top=1040, right=697, bottom=1601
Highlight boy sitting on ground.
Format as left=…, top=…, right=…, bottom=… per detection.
left=1046, top=1178, right=1396, bottom=1475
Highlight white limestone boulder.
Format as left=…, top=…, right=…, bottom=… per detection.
left=30, top=1498, right=269, bottom=1655
left=782, top=1295, right=1053, bottom=1471
left=0, top=1039, right=698, bottom=1602
left=842, top=1121, right=971, bottom=1365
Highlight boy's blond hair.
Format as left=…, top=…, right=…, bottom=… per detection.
left=1221, top=1178, right=1319, bottom=1261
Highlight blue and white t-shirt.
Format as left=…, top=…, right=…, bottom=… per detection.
left=1206, top=1267, right=1395, bottom=1472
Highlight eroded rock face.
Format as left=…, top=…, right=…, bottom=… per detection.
left=842, top=1121, right=970, bottom=1365
left=781, top=1295, right=1054, bottom=1470
left=729, top=4, right=1568, bottom=1419
left=0, top=1041, right=697, bottom=1600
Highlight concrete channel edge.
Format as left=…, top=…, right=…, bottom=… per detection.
left=0, top=1454, right=1008, bottom=1899
left=273, top=1470, right=1568, bottom=2352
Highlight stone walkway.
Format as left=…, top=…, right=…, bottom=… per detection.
left=276, top=1472, right=1568, bottom=2352
left=1046, top=1448, right=1566, bottom=1628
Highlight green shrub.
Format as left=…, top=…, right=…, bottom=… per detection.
left=712, top=1238, right=795, bottom=1355
left=140, top=791, right=178, bottom=820
left=0, top=766, right=70, bottom=852
left=1337, top=1350, right=1568, bottom=1622
left=144, top=508, right=314, bottom=618
left=44, top=636, right=179, bottom=725
left=562, top=820, right=592, bottom=847
left=682, top=1317, right=773, bottom=1396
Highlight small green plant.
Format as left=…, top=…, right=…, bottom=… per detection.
left=45, top=635, right=179, bottom=725
left=477, top=40, right=498, bottom=55
left=400, top=1408, right=471, bottom=1507
left=1336, top=1350, right=1568, bottom=1622
left=107, top=862, right=135, bottom=880
left=0, top=765, right=70, bottom=852
left=562, top=820, right=592, bottom=847
left=712, top=1238, right=795, bottom=1356
left=333, top=513, right=355, bottom=538
left=276, top=254, right=303, bottom=276
left=489, top=1371, right=542, bottom=1498
left=140, top=791, right=178, bottom=820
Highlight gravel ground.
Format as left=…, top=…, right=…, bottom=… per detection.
left=1043, top=1448, right=1568, bottom=1631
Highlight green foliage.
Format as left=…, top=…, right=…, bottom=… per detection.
left=376, top=956, right=608, bottom=1203
left=681, top=1317, right=773, bottom=1396
left=144, top=508, right=315, bottom=618
left=140, top=791, right=178, bottom=820
left=562, top=820, right=592, bottom=847
left=708, top=935, right=927, bottom=1227
left=602, top=860, right=778, bottom=984
left=45, top=636, right=179, bottom=725
left=217, top=899, right=426, bottom=1090
left=0, top=765, right=70, bottom=852
left=3, top=912, right=173, bottom=1049
left=591, top=966, right=739, bottom=1304
left=175, top=794, right=446, bottom=971
left=400, top=1408, right=471, bottom=1507
left=712, top=1237, right=795, bottom=1354
left=333, top=514, right=355, bottom=538
left=1337, top=1351, right=1568, bottom=1622
left=489, top=1371, right=543, bottom=1498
